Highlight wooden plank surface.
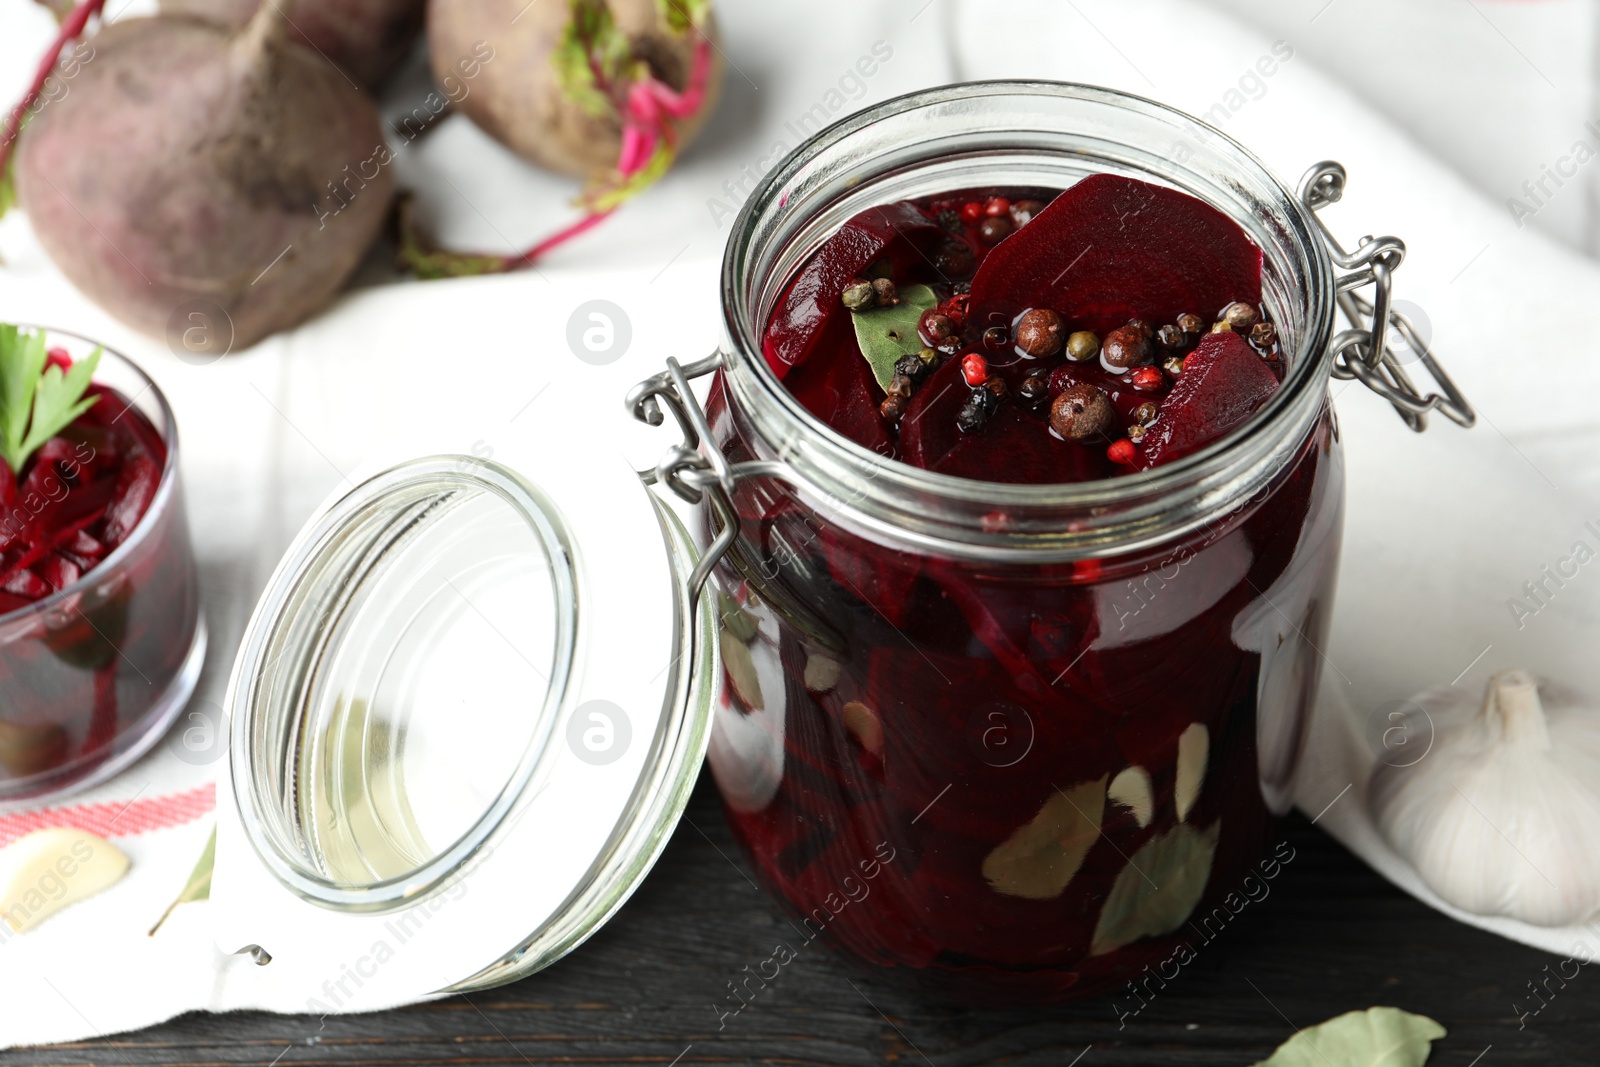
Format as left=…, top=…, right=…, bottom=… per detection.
left=4, top=774, right=1591, bottom=1066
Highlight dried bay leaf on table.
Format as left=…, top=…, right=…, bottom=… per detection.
left=851, top=284, right=938, bottom=391
left=1252, top=1007, right=1446, bottom=1067
left=1090, top=819, right=1220, bottom=955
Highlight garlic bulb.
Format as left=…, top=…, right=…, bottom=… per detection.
left=1369, top=668, right=1600, bottom=927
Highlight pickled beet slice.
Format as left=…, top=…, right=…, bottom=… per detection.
left=763, top=201, right=945, bottom=378
left=934, top=404, right=1108, bottom=484
left=967, top=174, right=1262, bottom=337
left=782, top=333, right=893, bottom=456
left=897, top=357, right=968, bottom=468
left=101, top=453, right=161, bottom=549
left=1142, top=332, right=1278, bottom=467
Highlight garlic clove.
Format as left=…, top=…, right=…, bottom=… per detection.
left=841, top=701, right=884, bottom=758
left=1370, top=669, right=1600, bottom=927
left=1, top=829, right=130, bottom=933
left=1108, top=766, right=1154, bottom=828
left=1176, top=723, right=1209, bottom=822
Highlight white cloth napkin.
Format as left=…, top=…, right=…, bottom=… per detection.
left=0, top=0, right=1598, bottom=1049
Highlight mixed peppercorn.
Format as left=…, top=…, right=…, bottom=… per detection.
left=840, top=244, right=1281, bottom=467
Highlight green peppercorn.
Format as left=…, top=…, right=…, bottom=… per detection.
left=1065, top=330, right=1099, bottom=362
left=842, top=281, right=875, bottom=311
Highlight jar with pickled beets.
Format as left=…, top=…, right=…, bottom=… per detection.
left=0, top=327, right=203, bottom=804
left=635, top=84, right=1471, bottom=1003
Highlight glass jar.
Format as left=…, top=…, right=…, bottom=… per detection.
left=0, top=330, right=204, bottom=805
left=632, top=82, right=1471, bottom=1002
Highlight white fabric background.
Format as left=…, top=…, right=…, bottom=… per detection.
left=0, top=0, right=1598, bottom=1048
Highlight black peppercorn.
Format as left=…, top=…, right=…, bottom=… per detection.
left=1019, top=368, right=1051, bottom=404
left=1011, top=199, right=1046, bottom=226
left=937, top=208, right=963, bottom=234
left=871, top=277, right=899, bottom=306
left=956, top=386, right=999, bottom=433
left=1134, top=401, right=1158, bottom=425
left=983, top=325, right=1010, bottom=350
left=936, top=241, right=975, bottom=277
left=1163, top=355, right=1185, bottom=377
left=978, top=215, right=1014, bottom=245
left=880, top=393, right=907, bottom=422
left=887, top=373, right=914, bottom=399
left=986, top=377, right=1008, bottom=401
left=1250, top=321, right=1277, bottom=348
left=1157, top=324, right=1186, bottom=350
left=1176, top=312, right=1205, bottom=337
left=895, top=353, right=929, bottom=384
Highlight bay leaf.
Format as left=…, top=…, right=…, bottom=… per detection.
left=148, top=826, right=215, bottom=936
left=1253, top=1007, right=1446, bottom=1067
left=982, top=776, right=1107, bottom=900
left=1090, top=819, right=1219, bottom=955
left=851, top=283, right=937, bottom=391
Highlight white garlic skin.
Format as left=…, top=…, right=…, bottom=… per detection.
left=1370, top=669, right=1600, bottom=927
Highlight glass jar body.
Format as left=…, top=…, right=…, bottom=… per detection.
left=0, top=337, right=203, bottom=805
left=706, top=388, right=1342, bottom=1000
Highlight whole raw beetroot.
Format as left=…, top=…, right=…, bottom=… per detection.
left=426, top=0, right=723, bottom=177
left=16, top=4, right=393, bottom=352
left=158, top=0, right=426, bottom=86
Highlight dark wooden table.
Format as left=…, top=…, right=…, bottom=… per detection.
left=6, top=774, right=1593, bottom=1066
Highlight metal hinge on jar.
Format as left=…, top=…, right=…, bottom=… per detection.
left=1299, top=161, right=1475, bottom=432
left=626, top=352, right=791, bottom=598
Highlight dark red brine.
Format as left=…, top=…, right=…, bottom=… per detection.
left=707, top=173, right=1343, bottom=1001
left=0, top=352, right=200, bottom=799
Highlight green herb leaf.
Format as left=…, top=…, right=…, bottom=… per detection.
left=20, top=345, right=99, bottom=463
left=0, top=324, right=47, bottom=471
left=148, top=827, right=215, bottom=936
left=1253, top=1007, right=1446, bottom=1067
left=851, top=283, right=937, bottom=391
left=1090, top=819, right=1220, bottom=956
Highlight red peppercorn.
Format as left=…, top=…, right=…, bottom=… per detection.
left=984, top=197, right=1011, bottom=217
left=960, top=201, right=984, bottom=223
left=1107, top=438, right=1138, bottom=465
left=961, top=353, right=989, bottom=387
left=45, top=347, right=72, bottom=372
left=1131, top=366, right=1164, bottom=391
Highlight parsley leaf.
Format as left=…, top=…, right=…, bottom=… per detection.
left=0, top=325, right=101, bottom=474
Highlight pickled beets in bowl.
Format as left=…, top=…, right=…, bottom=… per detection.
left=0, top=328, right=201, bottom=802
left=707, top=172, right=1342, bottom=1003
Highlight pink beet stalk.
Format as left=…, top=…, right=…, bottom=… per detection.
left=491, top=36, right=714, bottom=268
left=0, top=0, right=107, bottom=182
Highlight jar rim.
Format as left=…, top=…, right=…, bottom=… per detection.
left=717, top=80, right=1338, bottom=560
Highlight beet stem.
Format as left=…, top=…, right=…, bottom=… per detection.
left=0, top=0, right=107, bottom=184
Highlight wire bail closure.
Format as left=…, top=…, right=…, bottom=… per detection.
left=626, top=352, right=790, bottom=599
left=1299, top=161, right=1475, bottom=432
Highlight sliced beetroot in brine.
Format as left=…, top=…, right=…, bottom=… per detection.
left=101, top=453, right=161, bottom=548
left=933, top=404, right=1109, bottom=484
left=897, top=356, right=968, bottom=469
left=763, top=201, right=945, bottom=378
left=782, top=332, right=894, bottom=456
left=967, top=174, right=1263, bottom=337
left=1142, top=332, right=1279, bottom=467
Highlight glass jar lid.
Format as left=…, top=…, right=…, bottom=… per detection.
left=211, top=404, right=716, bottom=1006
